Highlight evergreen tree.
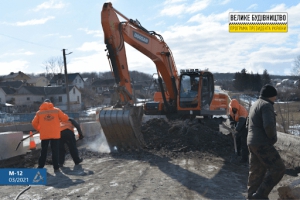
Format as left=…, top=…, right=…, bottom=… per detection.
left=233, top=72, right=243, bottom=91
left=233, top=69, right=263, bottom=92
left=252, top=73, right=262, bottom=92
left=261, top=69, right=271, bottom=86
left=240, top=68, right=249, bottom=90
left=248, top=72, right=255, bottom=90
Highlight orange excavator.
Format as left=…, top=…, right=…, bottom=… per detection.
left=100, top=2, right=229, bottom=151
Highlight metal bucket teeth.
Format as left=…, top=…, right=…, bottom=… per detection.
left=99, top=106, right=144, bottom=151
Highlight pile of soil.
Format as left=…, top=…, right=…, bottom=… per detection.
left=1, top=118, right=236, bottom=168
left=141, top=118, right=234, bottom=159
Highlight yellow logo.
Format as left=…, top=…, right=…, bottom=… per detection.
left=229, top=12, right=288, bottom=33
left=44, top=114, right=54, bottom=121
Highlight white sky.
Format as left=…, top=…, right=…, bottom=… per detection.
left=0, top=0, right=299, bottom=76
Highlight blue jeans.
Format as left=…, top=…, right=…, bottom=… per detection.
left=38, top=139, right=60, bottom=170
left=59, top=129, right=81, bottom=164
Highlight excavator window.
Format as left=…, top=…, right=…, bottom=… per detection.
left=201, top=75, right=214, bottom=110
left=191, top=79, right=199, bottom=91
left=179, top=75, right=199, bottom=108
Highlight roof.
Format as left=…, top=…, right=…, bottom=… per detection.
left=1, top=86, right=17, bottom=94
left=0, top=81, right=23, bottom=88
left=18, top=86, right=77, bottom=95
left=50, top=73, right=84, bottom=84
left=92, top=79, right=116, bottom=86
left=3, top=71, right=30, bottom=80
left=27, top=76, right=48, bottom=84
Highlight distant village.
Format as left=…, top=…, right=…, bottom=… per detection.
left=0, top=71, right=299, bottom=114
left=0, top=71, right=156, bottom=114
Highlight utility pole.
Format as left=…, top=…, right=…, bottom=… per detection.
left=62, top=49, right=72, bottom=112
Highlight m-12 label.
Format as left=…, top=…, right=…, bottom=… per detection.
left=0, top=168, right=47, bottom=185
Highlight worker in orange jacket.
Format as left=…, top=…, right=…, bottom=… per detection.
left=229, top=99, right=249, bottom=163
left=32, top=99, right=69, bottom=172
left=59, top=118, right=84, bottom=166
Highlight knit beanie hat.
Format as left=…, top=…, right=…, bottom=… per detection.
left=260, top=84, right=277, bottom=98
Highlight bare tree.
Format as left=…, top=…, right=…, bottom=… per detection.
left=292, top=55, right=300, bottom=75
left=43, top=56, right=64, bottom=79
left=274, top=88, right=299, bottom=134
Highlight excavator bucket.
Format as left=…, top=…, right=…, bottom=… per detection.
left=99, top=106, right=145, bottom=151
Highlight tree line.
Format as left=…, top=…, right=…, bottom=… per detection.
left=233, top=68, right=271, bottom=92
left=216, top=69, right=272, bottom=92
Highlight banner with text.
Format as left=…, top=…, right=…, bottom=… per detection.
left=229, top=12, right=288, bottom=33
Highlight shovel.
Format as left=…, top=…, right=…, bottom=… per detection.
left=220, top=122, right=240, bottom=163
left=15, top=131, right=38, bottom=151
left=230, top=130, right=240, bottom=163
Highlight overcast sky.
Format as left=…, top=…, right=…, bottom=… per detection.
left=0, top=0, right=299, bottom=76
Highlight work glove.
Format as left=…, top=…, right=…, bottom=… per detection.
left=79, top=134, right=84, bottom=140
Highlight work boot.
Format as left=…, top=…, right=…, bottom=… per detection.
left=75, top=158, right=83, bottom=165
left=54, top=168, right=61, bottom=173
left=251, top=192, right=269, bottom=200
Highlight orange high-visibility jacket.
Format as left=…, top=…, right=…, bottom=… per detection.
left=60, top=120, right=74, bottom=132
left=32, top=102, right=69, bottom=140
left=229, top=99, right=248, bottom=122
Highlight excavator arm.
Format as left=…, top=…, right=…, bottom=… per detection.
left=101, top=2, right=179, bottom=109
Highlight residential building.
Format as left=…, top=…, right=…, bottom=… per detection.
left=1, top=87, right=16, bottom=103
left=50, top=73, right=84, bottom=89
left=83, top=77, right=94, bottom=87
left=91, top=79, right=116, bottom=93
left=0, top=87, right=16, bottom=113
left=5, top=85, right=82, bottom=112
left=0, top=88, right=5, bottom=105
left=2, top=71, right=31, bottom=82
left=27, top=76, right=49, bottom=87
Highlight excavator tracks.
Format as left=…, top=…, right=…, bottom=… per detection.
left=99, top=106, right=145, bottom=151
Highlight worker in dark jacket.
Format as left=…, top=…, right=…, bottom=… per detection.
left=32, top=99, right=69, bottom=172
left=228, top=99, right=249, bottom=163
left=59, top=118, right=84, bottom=166
left=247, top=84, right=285, bottom=199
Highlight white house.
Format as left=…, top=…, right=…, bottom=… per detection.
left=7, top=85, right=82, bottom=112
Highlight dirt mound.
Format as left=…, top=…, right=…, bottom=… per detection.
left=141, top=118, right=234, bottom=158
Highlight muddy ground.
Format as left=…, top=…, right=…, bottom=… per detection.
left=0, top=118, right=298, bottom=199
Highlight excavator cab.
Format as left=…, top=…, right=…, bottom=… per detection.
left=144, top=70, right=221, bottom=118
left=177, top=70, right=214, bottom=117
left=179, top=75, right=200, bottom=108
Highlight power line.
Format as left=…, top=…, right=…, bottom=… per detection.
left=0, top=32, right=60, bottom=50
